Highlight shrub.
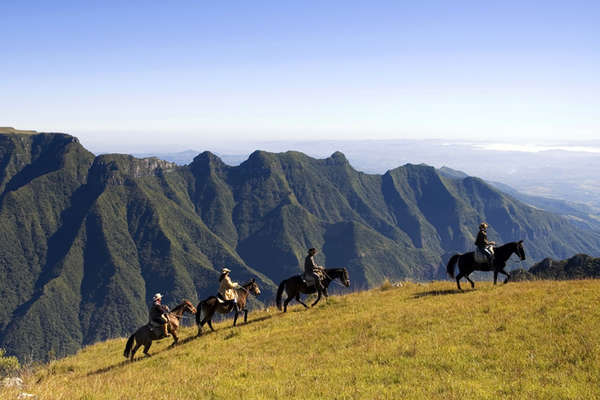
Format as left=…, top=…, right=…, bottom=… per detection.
left=0, top=348, right=20, bottom=377
left=380, top=278, right=393, bottom=291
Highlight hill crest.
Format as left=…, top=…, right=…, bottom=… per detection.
left=1, top=131, right=600, bottom=362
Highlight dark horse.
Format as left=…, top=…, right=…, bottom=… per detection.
left=446, top=240, right=526, bottom=291
left=276, top=268, right=350, bottom=312
left=123, top=300, right=197, bottom=361
left=195, top=279, right=261, bottom=336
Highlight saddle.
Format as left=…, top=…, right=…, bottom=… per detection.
left=474, top=246, right=494, bottom=264
left=147, top=322, right=167, bottom=339
left=216, top=293, right=237, bottom=304
left=301, top=271, right=324, bottom=287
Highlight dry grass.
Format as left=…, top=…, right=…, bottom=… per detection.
left=2, top=280, right=600, bottom=399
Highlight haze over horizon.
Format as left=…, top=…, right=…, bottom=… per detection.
left=2, top=1, right=599, bottom=148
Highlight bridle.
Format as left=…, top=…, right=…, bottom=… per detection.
left=323, top=269, right=350, bottom=288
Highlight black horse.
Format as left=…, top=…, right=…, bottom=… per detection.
left=276, top=268, right=350, bottom=312
left=446, top=240, right=526, bottom=291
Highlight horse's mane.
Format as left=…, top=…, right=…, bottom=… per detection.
left=170, top=300, right=193, bottom=313
left=494, top=241, right=519, bottom=254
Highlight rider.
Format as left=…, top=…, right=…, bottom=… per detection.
left=304, top=248, right=325, bottom=291
left=149, top=293, right=170, bottom=338
left=218, top=268, right=241, bottom=312
left=475, top=222, right=495, bottom=267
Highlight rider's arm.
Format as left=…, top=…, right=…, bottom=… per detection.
left=223, top=275, right=237, bottom=289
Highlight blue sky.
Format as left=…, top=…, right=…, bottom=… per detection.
left=2, top=1, right=599, bottom=151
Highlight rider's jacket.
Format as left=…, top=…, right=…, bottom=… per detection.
left=149, top=302, right=169, bottom=325
left=475, top=229, right=491, bottom=250
left=218, top=275, right=238, bottom=301
left=304, top=255, right=320, bottom=274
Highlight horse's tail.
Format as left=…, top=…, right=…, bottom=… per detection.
left=195, top=301, right=203, bottom=325
left=446, top=254, right=460, bottom=279
left=276, top=280, right=286, bottom=311
left=123, top=333, right=135, bottom=358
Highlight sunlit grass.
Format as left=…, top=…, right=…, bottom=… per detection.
left=2, top=280, right=600, bottom=399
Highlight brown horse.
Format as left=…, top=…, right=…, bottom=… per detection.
left=276, top=268, right=350, bottom=312
left=195, top=279, right=261, bottom=335
left=123, top=300, right=196, bottom=361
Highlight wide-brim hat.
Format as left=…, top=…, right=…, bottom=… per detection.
left=308, top=248, right=317, bottom=254
left=153, top=293, right=162, bottom=301
left=479, top=222, right=488, bottom=229
left=222, top=267, right=231, bottom=274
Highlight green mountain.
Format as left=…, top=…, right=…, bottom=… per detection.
left=1, top=131, right=600, bottom=362
left=439, top=166, right=600, bottom=232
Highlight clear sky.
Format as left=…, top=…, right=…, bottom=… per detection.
left=2, top=1, right=599, bottom=151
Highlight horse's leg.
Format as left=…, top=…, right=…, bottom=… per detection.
left=455, top=271, right=465, bottom=291
left=465, top=274, right=475, bottom=289
left=499, top=268, right=511, bottom=284
left=493, top=270, right=498, bottom=285
left=143, top=342, right=152, bottom=357
left=295, top=294, right=309, bottom=309
left=311, top=289, right=322, bottom=307
left=170, top=332, right=179, bottom=347
left=205, top=309, right=216, bottom=332
left=130, top=341, right=141, bottom=362
left=283, top=296, right=291, bottom=312
left=244, top=309, right=248, bottom=323
left=233, top=309, right=239, bottom=327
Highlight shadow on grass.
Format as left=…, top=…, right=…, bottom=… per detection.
left=411, top=288, right=466, bottom=298
left=195, top=313, right=281, bottom=338
left=87, top=313, right=278, bottom=376
left=87, top=360, right=130, bottom=376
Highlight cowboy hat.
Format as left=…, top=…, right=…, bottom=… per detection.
left=152, top=293, right=162, bottom=301
left=222, top=267, right=231, bottom=274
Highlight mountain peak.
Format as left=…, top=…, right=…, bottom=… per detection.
left=0, top=127, right=38, bottom=135
left=325, top=151, right=349, bottom=167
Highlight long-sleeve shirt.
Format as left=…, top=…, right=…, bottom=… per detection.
left=149, top=302, right=169, bottom=324
left=305, top=255, right=320, bottom=274
left=218, top=275, right=239, bottom=301
left=475, top=230, right=491, bottom=249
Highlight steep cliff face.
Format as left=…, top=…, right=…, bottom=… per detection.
left=1, top=131, right=600, bottom=361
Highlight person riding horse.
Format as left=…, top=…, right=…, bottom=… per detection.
left=218, top=268, right=241, bottom=312
left=303, top=248, right=325, bottom=292
left=149, top=293, right=170, bottom=338
left=475, top=222, right=496, bottom=267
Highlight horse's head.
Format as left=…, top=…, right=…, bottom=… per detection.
left=247, top=278, right=261, bottom=296
left=341, top=268, right=350, bottom=287
left=516, top=240, right=526, bottom=261
left=183, top=300, right=197, bottom=314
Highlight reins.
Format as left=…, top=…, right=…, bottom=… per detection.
left=322, top=270, right=348, bottom=288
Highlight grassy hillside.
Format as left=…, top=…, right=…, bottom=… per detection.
left=3, top=280, right=599, bottom=400
left=3, top=132, right=600, bottom=362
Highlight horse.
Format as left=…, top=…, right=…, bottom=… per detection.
left=276, top=268, right=350, bottom=312
left=123, top=300, right=196, bottom=361
left=446, top=240, right=526, bottom=291
left=195, top=279, right=261, bottom=336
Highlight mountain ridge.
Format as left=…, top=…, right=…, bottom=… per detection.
left=1, top=131, right=600, bottom=361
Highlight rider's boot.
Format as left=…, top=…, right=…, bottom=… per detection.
left=315, top=279, right=325, bottom=293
